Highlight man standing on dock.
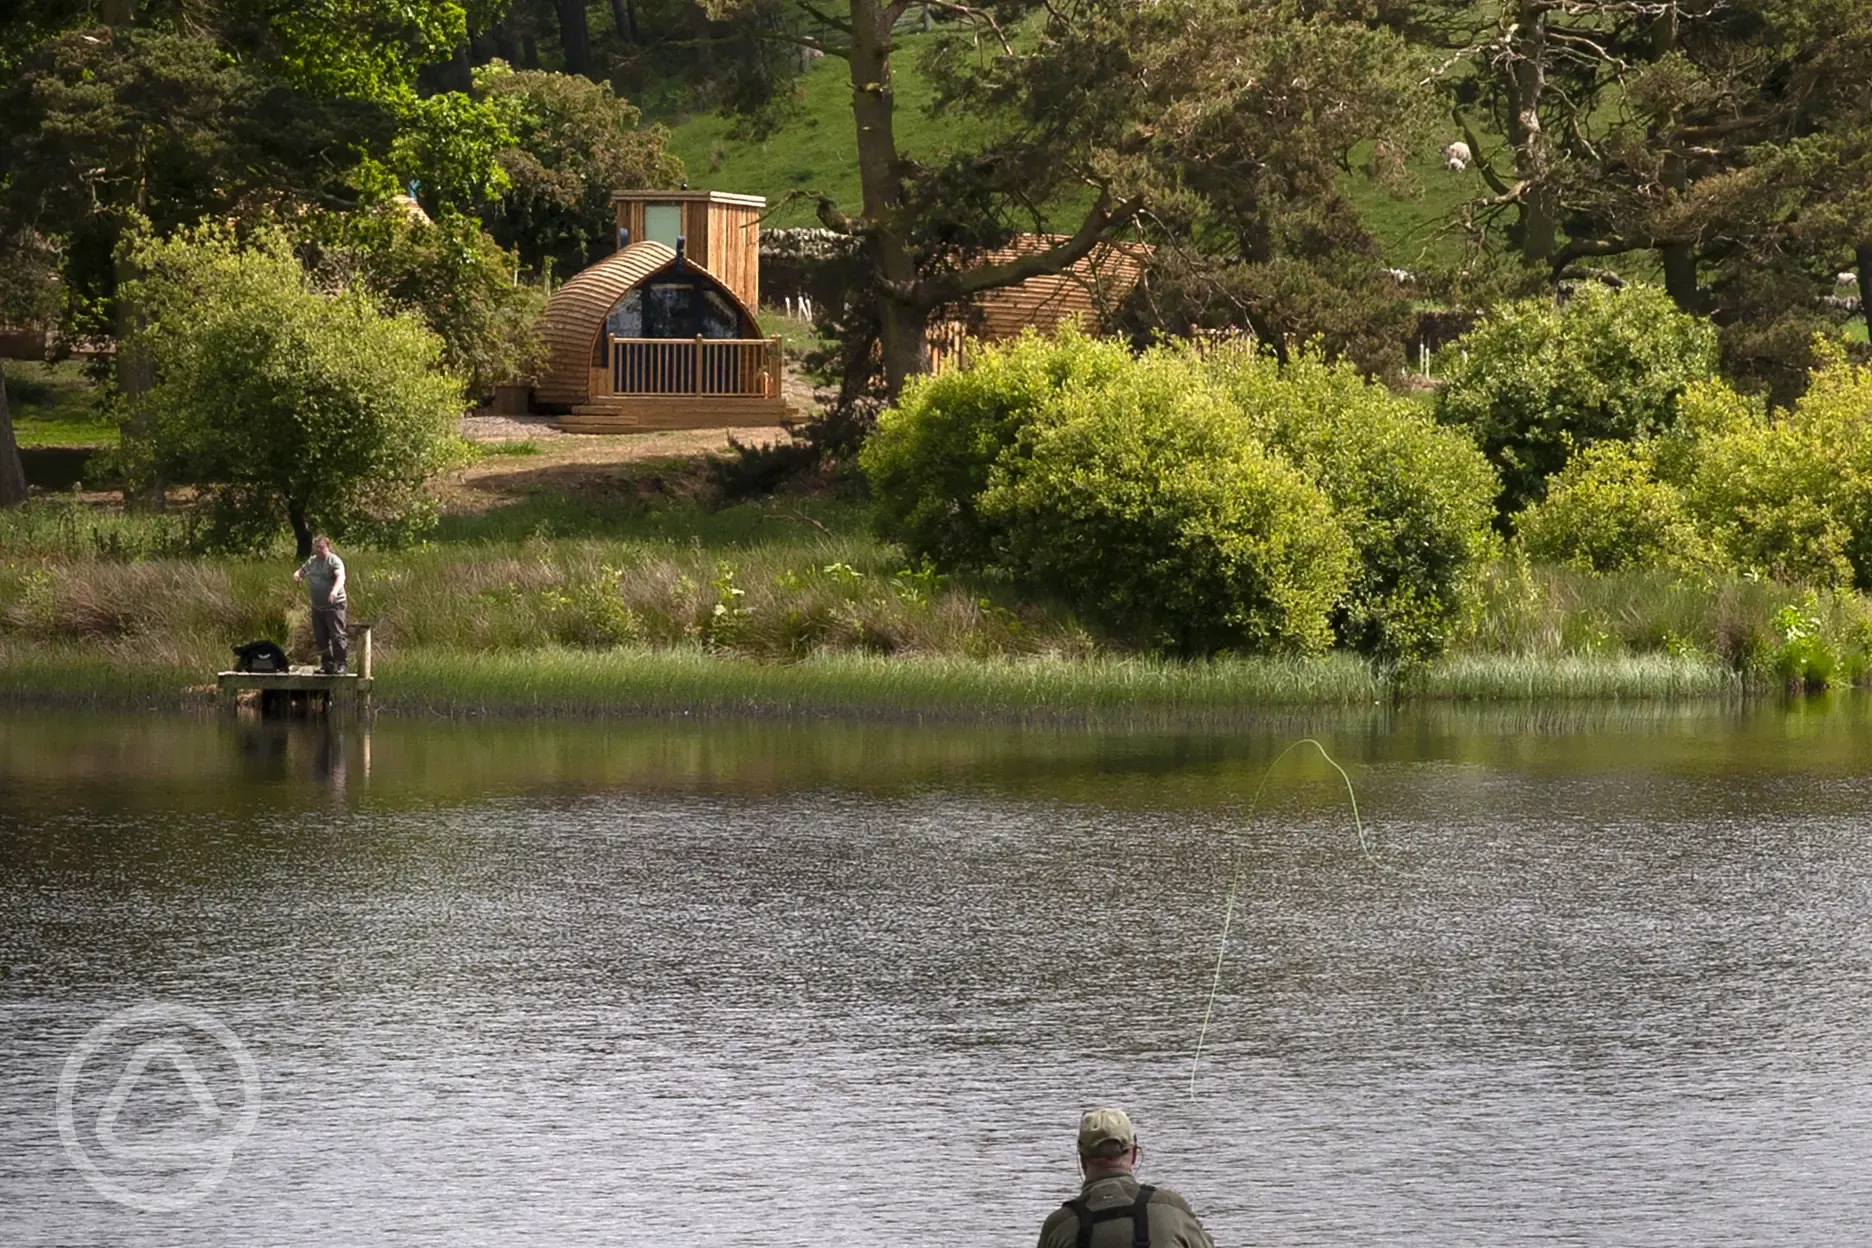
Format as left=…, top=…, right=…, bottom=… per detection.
left=294, top=535, right=348, bottom=674
left=1037, top=1108, right=1214, bottom=1248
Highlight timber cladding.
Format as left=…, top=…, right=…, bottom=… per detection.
left=612, top=190, right=764, bottom=311
left=950, top=237, right=1149, bottom=340
left=535, top=241, right=676, bottom=409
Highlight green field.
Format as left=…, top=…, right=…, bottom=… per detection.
left=3, top=360, right=116, bottom=448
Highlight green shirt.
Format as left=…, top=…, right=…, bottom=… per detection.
left=300, top=551, right=346, bottom=608
left=1037, top=1172, right=1216, bottom=1248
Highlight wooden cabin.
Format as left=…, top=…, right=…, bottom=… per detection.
left=534, top=191, right=785, bottom=433
left=928, top=237, right=1149, bottom=373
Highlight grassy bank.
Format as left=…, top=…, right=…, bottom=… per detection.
left=4, top=481, right=1864, bottom=721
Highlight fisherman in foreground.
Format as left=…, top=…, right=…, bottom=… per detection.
left=1038, top=1108, right=1214, bottom=1247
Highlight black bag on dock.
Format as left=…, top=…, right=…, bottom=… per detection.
left=232, top=640, right=289, bottom=673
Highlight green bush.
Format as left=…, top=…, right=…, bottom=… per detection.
left=1685, top=347, right=1872, bottom=589
left=123, top=225, right=464, bottom=556
left=861, top=329, right=1134, bottom=571
left=1436, top=284, right=1718, bottom=515
left=1211, top=348, right=1498, bottom=660
left=977, top=354, right=1354, bottom=655
left=1516, top=441, right=1712, bottom=573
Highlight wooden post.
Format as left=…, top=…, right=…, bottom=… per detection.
left=359, top=623, right=372, bottom=681
left=694, top=335, right=704, bottom=395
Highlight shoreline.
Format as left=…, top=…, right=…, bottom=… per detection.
left=0, top=647, right=1752, bottom=726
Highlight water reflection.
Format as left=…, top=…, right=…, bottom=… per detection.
left=3, top=703, right=1871, bottom=1245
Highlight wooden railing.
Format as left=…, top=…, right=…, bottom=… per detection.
left=606, top=337, right=782, bottom=398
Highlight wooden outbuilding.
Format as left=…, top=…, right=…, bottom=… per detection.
left=534, top=234, right=787, bottom=433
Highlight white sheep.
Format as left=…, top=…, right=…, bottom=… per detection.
left=1442, top=140, right=1472, bottom=173
left=1838, top=272, right=1859, bottom=288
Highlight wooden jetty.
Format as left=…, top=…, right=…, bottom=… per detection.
left=217, top=624, right=374, bottom=717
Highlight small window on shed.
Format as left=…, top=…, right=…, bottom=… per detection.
left=644, top=204, right=683, bottom=248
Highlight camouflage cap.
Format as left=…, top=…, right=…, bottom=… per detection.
left=1077, top=1107, right=1137, bottom=1156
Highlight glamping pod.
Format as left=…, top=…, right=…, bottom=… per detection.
left=534, top=191, right=785, bottom=433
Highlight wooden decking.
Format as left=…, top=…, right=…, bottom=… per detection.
left=554, top=394, right=792, bottom=433
left=554, top=335, right=789, bottom=433
left=216, top=668, right=374, bottom=716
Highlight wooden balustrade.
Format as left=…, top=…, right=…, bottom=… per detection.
left=606, top=337, right=782, bottom=398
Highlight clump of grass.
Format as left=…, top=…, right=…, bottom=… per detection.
left=0, top=498, right=199, bottom=560
left=1406, top=652, right=1739, bottom=700
left=380, top=647, right=1384, bottom=721
left=1460, top=559, right=1872, bottom=689
left=460, top=438, right=543, bottom=460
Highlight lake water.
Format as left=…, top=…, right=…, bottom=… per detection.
left=4, top=702, right=1872, bottom=1245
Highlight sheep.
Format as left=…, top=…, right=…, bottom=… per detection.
left=1442, top=141, right=1472, bottom=173
left=1838, top=271, right=1860, bottom=288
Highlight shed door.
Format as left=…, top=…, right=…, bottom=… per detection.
left=644, top=204, right=683, bottom=248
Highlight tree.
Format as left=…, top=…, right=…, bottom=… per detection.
left=1111, top=5, right=1433, bottom=372
left=123, top=227, right=464, bottom=556
left=1436, top=284, right=1718, bottom=516
left=476, top=63, right=685, bottom=276
left=0, top=366, right=27, bottom=508
left=1414, top=0, right=1872, bottom=393
left=302, top=205, right=547, bottom=401
left=703, top=0, right=1437, bottom=396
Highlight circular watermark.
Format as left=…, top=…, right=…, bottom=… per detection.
left=56, top=1003, right=262, bottom=1213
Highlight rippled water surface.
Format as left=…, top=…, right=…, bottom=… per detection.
left=4, top=703, right=1872, bottom=1245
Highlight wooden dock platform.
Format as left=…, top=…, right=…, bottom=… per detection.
left=217, top=624, right=374, bottom=716
left=216, top=668, right=374, bottom=716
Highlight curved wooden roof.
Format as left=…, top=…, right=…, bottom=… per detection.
left=535, top=241, right=676, bottom=407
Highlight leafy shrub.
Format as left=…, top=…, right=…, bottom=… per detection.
left=1211, top=348, right=1498, bottom=660
left=977, top=354, right=1354, bottom=655
left=123, top=225, right=463, bottom=556
left=1436, top=284, right=1718, bottom=515
left=1516, top=441, right=1711, bottom=573
left=303, top=205, right=545, bottom=403
left=861, top=329, right=1134, bottom=570
left=1684, top=347, right=1872, bottom=588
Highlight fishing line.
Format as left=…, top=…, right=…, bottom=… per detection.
left=1188, top=737, right=1370, bottom=1097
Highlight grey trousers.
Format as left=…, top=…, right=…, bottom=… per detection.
left=311, top=603, right=348, bottom=670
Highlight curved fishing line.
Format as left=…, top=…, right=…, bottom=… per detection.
left=1188, top=737, right=1369, bottom=1098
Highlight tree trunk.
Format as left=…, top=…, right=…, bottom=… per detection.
left=491, top=18, right=520, bottom=64
left=848, top=0, right=925, bottom=396
left=1857, top=244, right=1872, bottom=335
left=555, top=0, right=592, bottom=76
left=609, top=0, right=637, bottom=43
left=1507, top=1, right=1556, bottom=265
left=115, top=249, right=165, bottom=512
left=289, top=504, right=313, bottom=559
left=1660, top=233, right=1699, bottom=313
left=1650, top=9, right=1698, bottom=312
left=0, top=366, right=28, bottom=508
left=522, top=33, right=540, bottom=69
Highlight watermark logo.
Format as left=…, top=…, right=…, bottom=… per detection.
left=57, top=1003, right=261, bottom=1212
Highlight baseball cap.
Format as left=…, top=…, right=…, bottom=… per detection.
left=1077, top=1107, right=1137, bottom=1155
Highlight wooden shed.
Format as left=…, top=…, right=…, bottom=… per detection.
left=534, top=239, right=787, bottom=432
left=613, top=190, right=764, bottom=312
